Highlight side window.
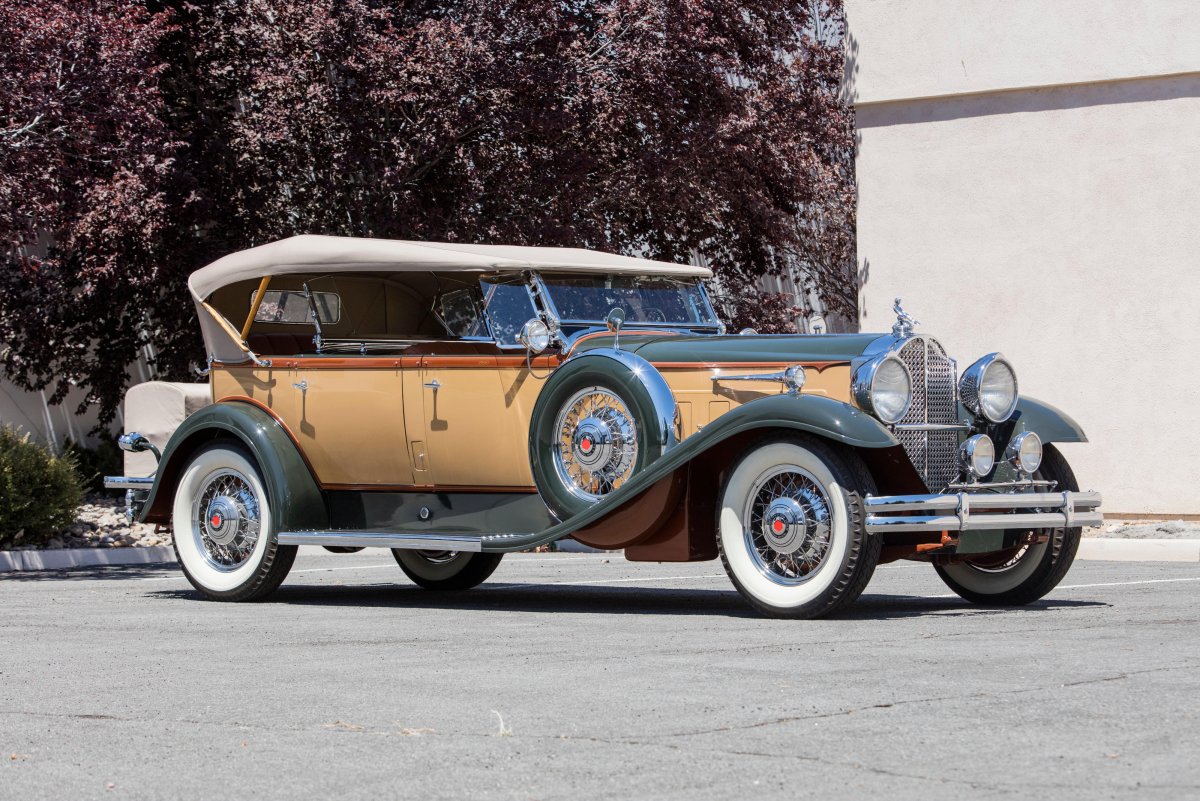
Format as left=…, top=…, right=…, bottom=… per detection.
left=436, top=288, right=488, bottom=338
left=251, top=289, right=341, bottom=324
left=480, top=279, right=538, bottom=346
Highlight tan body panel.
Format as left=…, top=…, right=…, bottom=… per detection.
left=214, top=364, right=413, bottom=486
left=661, top=363, right=852, bottom=438
left=209, top=359, right=852, bottom=491
left=414, top=360, right=549, bottom=487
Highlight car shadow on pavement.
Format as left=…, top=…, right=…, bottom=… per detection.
left=148, top=582, right=1108, bottom=619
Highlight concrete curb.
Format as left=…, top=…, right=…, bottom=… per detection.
left=0, top=546, right=175, bottom=572
left=1078, top=538, right=1200, bottom=563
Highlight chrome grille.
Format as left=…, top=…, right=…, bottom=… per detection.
left=896, top=338, right=961, bottom=491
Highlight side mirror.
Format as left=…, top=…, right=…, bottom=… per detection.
left=518, top=319, right=551, bottom=354
left=605, top=307, right=626, bottom=350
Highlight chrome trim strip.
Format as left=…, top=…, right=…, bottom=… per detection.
left=712, top=365, right=805, bottom=396
left=864, top=490, right=1102, bottom=533
left=276, top=531, right=483, bottom=552
left=894, top=423, right=971, bottom=431
left=103, top=476, right=155, bottom=490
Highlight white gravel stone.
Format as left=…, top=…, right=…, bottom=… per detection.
left=12, top=494, right=171, bottom=551
left=1086, top=519, right=1200, bottom=539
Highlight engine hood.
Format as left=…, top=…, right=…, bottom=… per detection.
left=569, top=332, right=883, bottom=365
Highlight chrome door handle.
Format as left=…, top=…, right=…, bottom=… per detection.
left=423, top=379, right=441, bottom=391
left=292, top=380, right=309, bottom=392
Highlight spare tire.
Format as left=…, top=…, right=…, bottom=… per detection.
left=529, top=349, right=679, bottom=520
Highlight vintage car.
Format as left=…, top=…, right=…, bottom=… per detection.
left=105, top=235, right=1102, bottom=618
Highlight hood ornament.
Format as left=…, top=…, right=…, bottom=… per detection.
left=892, top=298, right=920, bottom=338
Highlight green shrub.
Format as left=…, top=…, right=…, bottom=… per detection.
left=63, top=435, right=123, bottom=493
left=0, top=425, right=84, bottom=546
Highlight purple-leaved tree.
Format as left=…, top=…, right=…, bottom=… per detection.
left=1, top=0, right=856, bottom=425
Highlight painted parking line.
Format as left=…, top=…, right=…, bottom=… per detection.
left=133, top=554, right=619, bottom=581
left=928, top=575, right=1200, bottom=598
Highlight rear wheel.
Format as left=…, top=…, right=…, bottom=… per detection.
left=716, top=435, right=880, bottom=619
left=934, top=444, right=1082, bottom=605
left=392, top=549, right=504, bottom=591
left=171, top=442, right=296, bottom=601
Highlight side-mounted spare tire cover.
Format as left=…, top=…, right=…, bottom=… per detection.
left=529, top=348, right=679, bottom=520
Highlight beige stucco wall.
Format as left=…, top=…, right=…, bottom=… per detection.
left=0, top=380, right=109, bottom=450
left=848, top=1, right=1200, bottom=514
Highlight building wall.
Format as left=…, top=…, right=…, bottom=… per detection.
left=847, top=1, right=1200, bottom=514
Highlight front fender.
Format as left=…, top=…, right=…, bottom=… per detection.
left=704, top=393, right=899, bottom=449
left=1009, top=396, right=1088, bottom=444
left=485, top=393, right=895, bottom=552
left=137, top=400, right=327, bottom=529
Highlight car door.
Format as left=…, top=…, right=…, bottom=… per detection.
left=284, top=359, right=415, bottom=488
left=409, top=279, right=546, bottom=489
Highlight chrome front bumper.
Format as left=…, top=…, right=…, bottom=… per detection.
left=865, top=490, right=1103, bottom=534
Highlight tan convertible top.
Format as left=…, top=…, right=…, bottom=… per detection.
left=191, top=235, right=711, bottom=362
left=188, top=234, right=710, bottom=302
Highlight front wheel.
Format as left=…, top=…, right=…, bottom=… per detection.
left=716, top=435, right=881, bottom=619
left=392, top=550, right=504, bottom=591
left=934, top=444, right=1082, bottom=606
left=172, top=442, right=296, bottom=601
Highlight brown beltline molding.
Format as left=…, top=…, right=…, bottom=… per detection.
left=652, top=360, right=847, bottom=371
left=214, top=355, right=562, bottom=370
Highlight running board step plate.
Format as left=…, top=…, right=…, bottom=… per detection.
left=277, top=531, right=482, bottom=552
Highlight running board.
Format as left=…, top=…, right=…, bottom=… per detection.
left=276, top=531, right=483, bottom=552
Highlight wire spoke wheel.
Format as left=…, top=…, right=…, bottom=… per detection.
left=552, top=387, right=638, bottom=501
left=933, top=443, right=1084, bottom=606
left=172, top=443, right=296, bottom=602
left=742, top=465, right=834, bottom=586
left=190, top=468, right=261, bottom=572
left=717, top=436, right=879, bottom=618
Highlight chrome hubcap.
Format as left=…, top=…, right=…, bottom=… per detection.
left=762, top=496, right=809, bottom=553
left=553, top=387, right=638, bottom=501
left=743, top=466, right=832, bottom=585
left=191, top=469, right=260, bottom=571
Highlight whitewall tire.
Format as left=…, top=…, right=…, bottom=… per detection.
left=934, top=444, right=1082, bottom=605
left=392, top=549, right=504, bottom=591
left=172, top=443, right=296, bottom=601
left=717, top=435, right=880, bottom=619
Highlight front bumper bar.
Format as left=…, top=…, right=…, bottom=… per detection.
left=864, top=490, right=1103, bottom=534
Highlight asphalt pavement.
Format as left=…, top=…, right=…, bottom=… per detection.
left=2, top=550, right=1198, bottom=800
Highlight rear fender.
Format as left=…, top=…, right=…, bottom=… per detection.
left=137, top=400, right=327, bottom=530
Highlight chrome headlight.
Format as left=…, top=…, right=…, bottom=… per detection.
left=852, top=353, right=913, bottom=425
left=1005, top=431, right=1043, bottom=474
left=959, top=353, right=1019, bottom=423
left=960, top=434, right=995, bottom=478
left=518, top=319, right=551, bottom=354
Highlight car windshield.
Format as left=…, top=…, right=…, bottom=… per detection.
left=540, top=275, right=716, bottom=326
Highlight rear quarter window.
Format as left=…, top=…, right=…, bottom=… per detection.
left=251, top=290, right=341, bottom=325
